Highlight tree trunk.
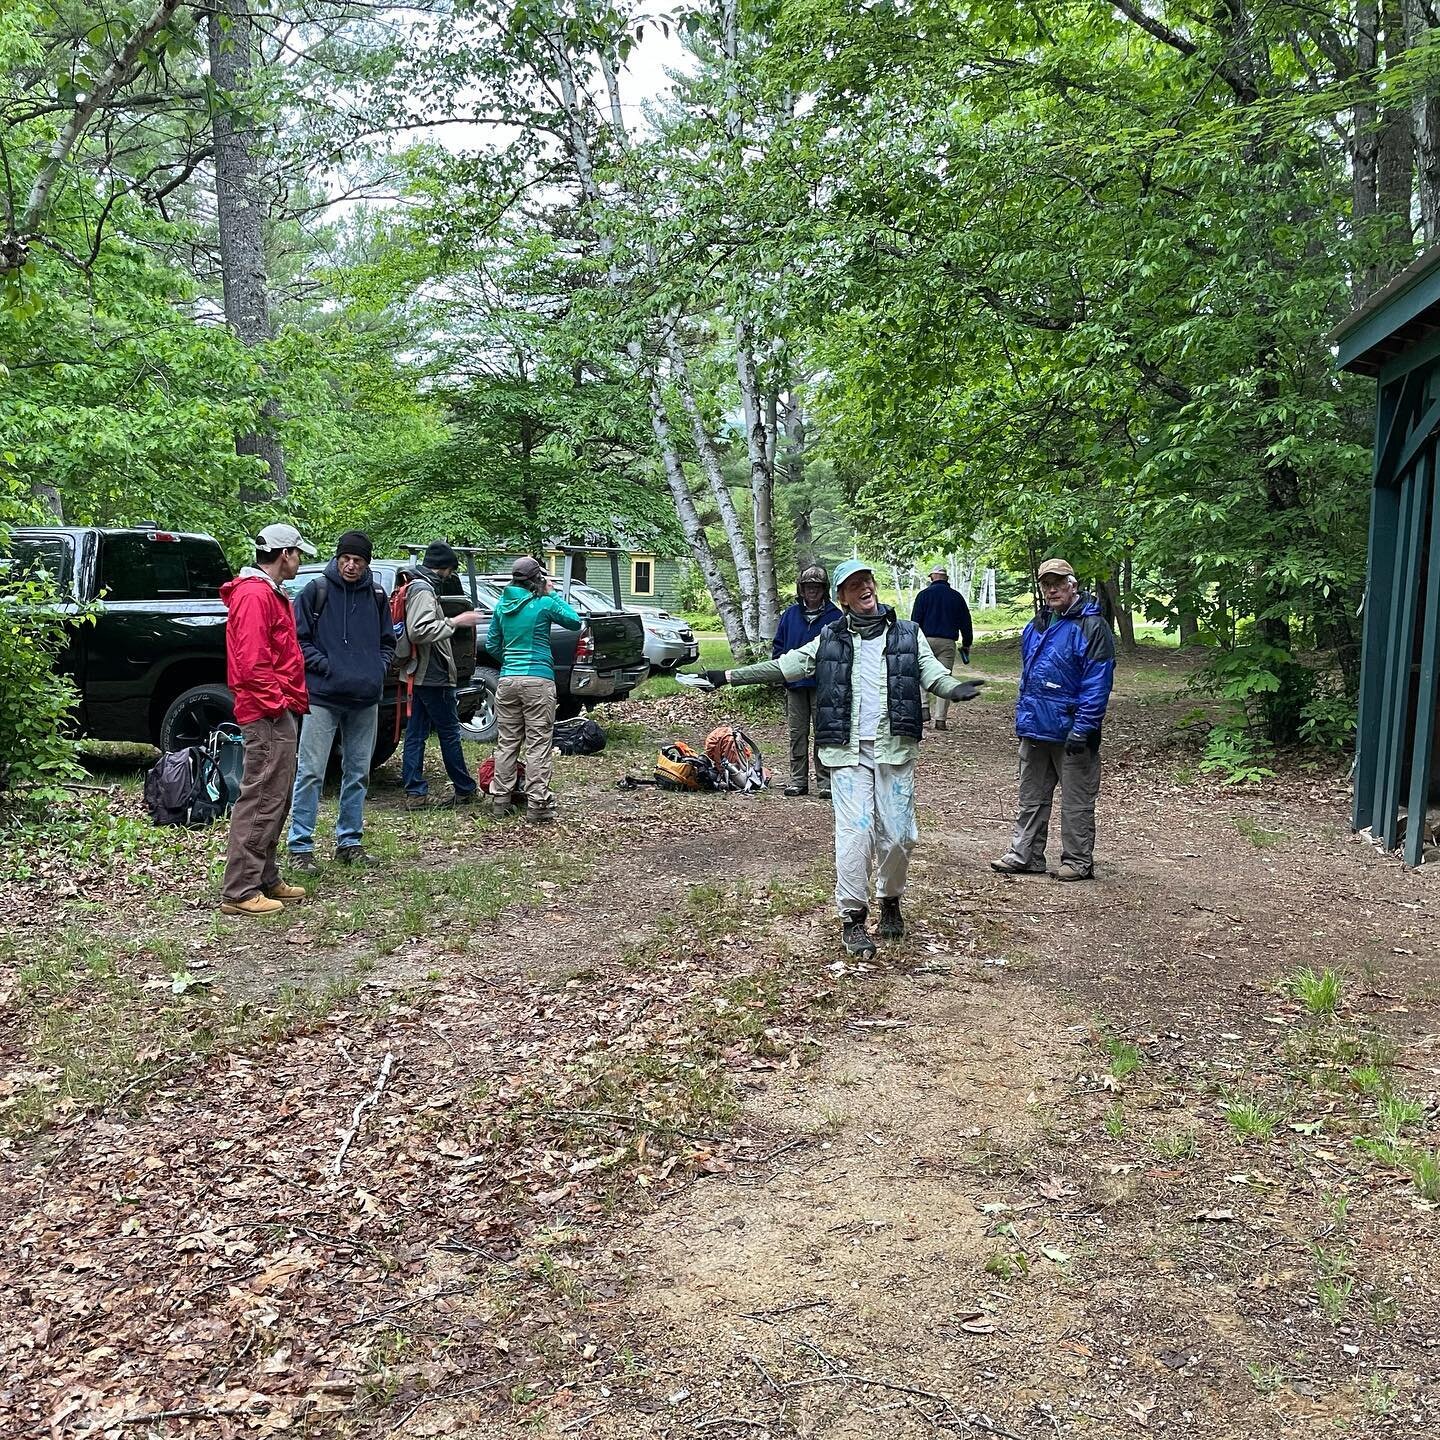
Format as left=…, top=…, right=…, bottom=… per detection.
left=207, top=0, right=285, bottom=502
left=1102, top=574, right=1137, bottom=653
left=779, top=391, right=813, bottom=566
left=736, top=321, right=779, bottom=642
left=1354, top=2, right=1381, bottom=297
left=1405, top=2, right=1440, bottom=244
left=1377, top=1, right=1415, bottom=270
left=663, top=329, right=759, bottom=640
left=1177, top=608, right=1201, bottom=647
left=646, top=372, right=749, bottom=653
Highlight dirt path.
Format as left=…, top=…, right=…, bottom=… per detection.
left=5, top=650, right=1439, bottom=1438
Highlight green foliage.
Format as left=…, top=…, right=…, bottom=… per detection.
left=0, top=567, right=86, bottom=804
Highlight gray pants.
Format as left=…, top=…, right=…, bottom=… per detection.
left=785, top=687, right=830, bottom=794
left=831, top=742, right=916, bottom=916
left=1008, top=738, right=1101, bottom=874
left=924, top=637, right=958, bottom=723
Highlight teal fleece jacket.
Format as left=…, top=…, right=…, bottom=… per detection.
left=485, top=584, right=583, bottom=679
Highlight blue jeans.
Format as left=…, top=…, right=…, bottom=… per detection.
left=288, top=703, right=379, bottom=853
left=402, top=685, right=476, bottom=797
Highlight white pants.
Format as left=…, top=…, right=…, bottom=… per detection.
left=830, top=741, right=918, bottom=917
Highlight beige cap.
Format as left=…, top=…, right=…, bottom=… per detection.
left=1036, top=557, right=1075, bottom=580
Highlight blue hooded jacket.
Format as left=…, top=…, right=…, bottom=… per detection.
left=772, top=598, right=843, bottom=690
left=1015, top=595, right=1115, bottom=744
left=294, top=559, right=396, bottom=710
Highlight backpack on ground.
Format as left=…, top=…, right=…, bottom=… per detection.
left=477, top=754, right=526, bottom=801
left=653, top=741, right=722, bottom=792
left=704, top=726, right=769, bottom=792
left=553, top=716, right=606, bottom=755
left=143, top=744, right=230, bottom=828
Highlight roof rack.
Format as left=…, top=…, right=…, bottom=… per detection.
left=400, top=543, right=625, bottom=608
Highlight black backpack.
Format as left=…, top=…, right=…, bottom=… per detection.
left=143, top=739, right=232, bottom=828
left=552, top=716, right=606, bottom=755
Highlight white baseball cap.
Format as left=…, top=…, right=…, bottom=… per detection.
left=255, top=522, right=317, bottom=556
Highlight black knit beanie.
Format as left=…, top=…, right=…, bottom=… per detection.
left=423, top=540, right=458, bottom=571
left=335, top=530, right=373, bottom=562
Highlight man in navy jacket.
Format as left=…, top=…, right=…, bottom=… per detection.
left=771, top=565, right=843, bottom=797
left=287, top=531, right=396, bottom=871
left=992, top=557, right=1115, bottom=881
left=910, top=566, right=974, bottom=729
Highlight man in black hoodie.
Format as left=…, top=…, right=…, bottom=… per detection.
left=286, top=531, right=396, bottom=871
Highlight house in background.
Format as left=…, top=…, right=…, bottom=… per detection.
left=539, top=546, right=688, bottom=611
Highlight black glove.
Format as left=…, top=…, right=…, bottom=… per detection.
left=1065, top=731, right=1089, bottom=756
left=951, top=679, right=984, bottom=702
left=960, top=648, right=971, bottom=665
left=703, top=668, right=730, bottom=689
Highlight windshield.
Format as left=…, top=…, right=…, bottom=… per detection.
left=1, top=535, right=74, bottom=593
left=567, top=582, right=626, bottom=613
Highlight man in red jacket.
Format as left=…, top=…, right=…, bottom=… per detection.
left=219, top=523, right=315, bottom=916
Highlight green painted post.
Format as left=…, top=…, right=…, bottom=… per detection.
left=1369, top=471, right=1413, bottom=838
left=1405, top=445, right=1440, bottom=864
left=1378, top=462, right=1428, bottom=850
left=1353, top=394, right=1402, bottom=834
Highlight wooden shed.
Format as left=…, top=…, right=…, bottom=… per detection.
left=1334, top=247, right=1440, bottom=863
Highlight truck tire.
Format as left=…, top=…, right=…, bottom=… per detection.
left=460, top=666, right=500, bottom=744
left=370, top=727, right=399, bottom=769
left=159, top=684, right=235, bottom=753
left=556, top=696, right=583, bottom=722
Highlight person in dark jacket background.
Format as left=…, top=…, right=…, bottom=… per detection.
left=287, top=531, right=396, bottom=872
left=910, top=566, right=974, bottom=731
left=992, top=557, right=1115, bottom=881
left=771, top=564, right=842, bottom=797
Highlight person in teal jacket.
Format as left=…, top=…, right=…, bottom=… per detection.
left=485, top=556, right=583, bottom=822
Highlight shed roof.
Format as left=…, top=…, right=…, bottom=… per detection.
left=1333, top=246, right=1440, bottom=377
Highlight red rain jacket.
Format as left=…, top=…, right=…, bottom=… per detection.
left=221, top=571, right=309, bottom=725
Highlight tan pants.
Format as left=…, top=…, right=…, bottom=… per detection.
left=491, top=676, right=558, bottom=814
left=222, top=711, right=299, bottom=902
left=924, top=637, right=958, bottom=723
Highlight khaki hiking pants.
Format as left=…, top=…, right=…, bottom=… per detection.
left=222, top=710, right=299, bottom=903
left=925, top=637, right=958, bottom=724
left=1007, top=737, right=1101, bottom=875
left=492, top=676, right=558, bottom=815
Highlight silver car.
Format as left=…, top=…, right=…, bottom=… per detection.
left=568, top=584, right=699, bottom=674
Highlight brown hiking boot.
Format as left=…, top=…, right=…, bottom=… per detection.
left=1055, top=864, right=1092, bottom=882
left=221, top=893, right=284, bottom=916
left=264, top=881, right=307, bottom=901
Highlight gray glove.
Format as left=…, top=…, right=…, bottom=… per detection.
left=951, top=679, right=984, bottom=702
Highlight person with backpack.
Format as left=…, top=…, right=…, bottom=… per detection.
left=400, top=541, right=483, bottom=809
left=701, top=560, right=984, bottom=959
left=485, top=556, right=583, bottom=823
left=772, top=564, right=842, bottom=798
left=910, top=565, right=974, bottom=730
left=219, top=522, right=316, bottom=917
left=991, top=557, right=1115, bottom=881
left=286, top=531, right=395, bottom=873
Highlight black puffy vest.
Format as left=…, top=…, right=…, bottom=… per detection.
left=814, top=611, right=923, bottom=746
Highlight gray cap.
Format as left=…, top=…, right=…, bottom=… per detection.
left=255, top=522, right=317, bottom=556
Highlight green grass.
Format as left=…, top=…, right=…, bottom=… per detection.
left=1377, top=1092, right=1425, bottom=1139
left=1152, top=1128, right=1199, bottom=1161
left=1222, top=1093, right=1282, bottom=1139
left=1287, top=966, right=1344, bottom=1019
left=1235, top=816, right=1287, bottom=849
left=1097, top=1027, right=1142, bottom=1082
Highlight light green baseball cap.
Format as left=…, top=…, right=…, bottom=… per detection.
left=831, top=559, right=875, bottom=596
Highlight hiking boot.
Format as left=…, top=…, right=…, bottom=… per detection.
left=288, top=852, right=320, bottom=875
left=990, top=853, right=1046, bottom=875
left=437, top=788, right=477, bottom=809
left=1055, top=863, right=1092, bottom=882
left=334, top=846, right=380, bottom=868
left=816, top=788, right=833, bottom=801
left=264, top=881, right=307, bottom=901
left=404, top=794, right=432, bottom=812
left=783, top=782, right=809, bottom=798
left=490, top=797, right=515, bottom=819
left=934, top=719, right=948, bottom=732
left=840, top=908, right=877, bottom=959
left=525, top=806, right=557, bottom=826
left=220, top=893, right=284, bottom=917
left=878, top=896, right=904, bottom=940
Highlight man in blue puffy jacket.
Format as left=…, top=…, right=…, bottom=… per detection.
left=287, top=531, right=396, bottom=872
left=772, top=565, right=843, bottom=797
left=992, top=557, right=1115, bottom=881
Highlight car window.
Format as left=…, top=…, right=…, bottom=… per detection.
left=100, top=533, right=191, bottom=599
left=182, top=539, right=231, bottom=597
left=2, top=535, right=73, bottom=591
